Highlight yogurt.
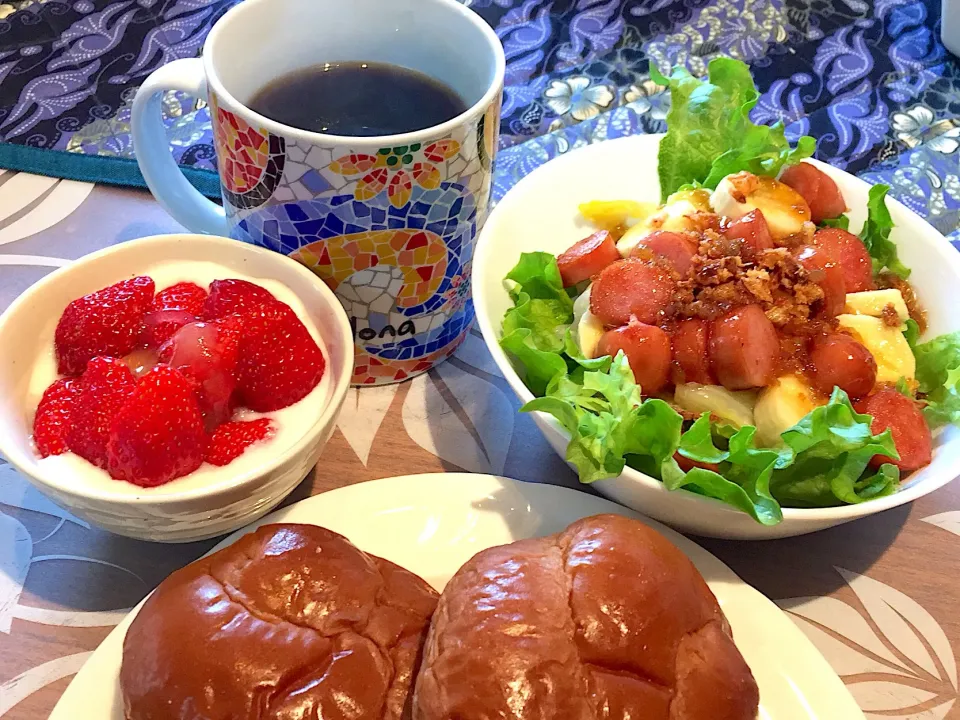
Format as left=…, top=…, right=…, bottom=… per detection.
left=32, top=260, right=331, bottom=497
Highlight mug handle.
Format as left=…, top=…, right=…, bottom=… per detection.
left=131, top=58, right=227, bottom=235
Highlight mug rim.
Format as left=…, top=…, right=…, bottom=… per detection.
left=202, top=0, right=506, bottom=146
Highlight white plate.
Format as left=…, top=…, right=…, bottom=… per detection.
left=472, top=133, right=960, bottom=539
left=51, top=473, right=862, bottom=719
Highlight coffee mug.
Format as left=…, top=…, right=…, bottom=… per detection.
left=131, top=0, right=505, bottom=386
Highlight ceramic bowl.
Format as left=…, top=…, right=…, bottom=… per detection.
left=473, top=134, right=960, bottom=540
left=0, top=234, right=353, bottom=542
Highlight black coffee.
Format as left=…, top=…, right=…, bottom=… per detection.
left=248, top=61, right=468, bottom=136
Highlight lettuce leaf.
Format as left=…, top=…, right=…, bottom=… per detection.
left=671, top=424, right=791, bottom=525
left=904, top=318, right=921, bottom=348
left=771, top=388, right=900, bottom=506
left=652, top=58, right=815, bottom=201
left=860, top=184, right=911, bottom=278
left=499, top=252, right=573, bottom=395
left=913, top=330, right=960, bottom=428
left=820, top=215, right=850, bottom=230
left=523, top=353, right=673, bottom=483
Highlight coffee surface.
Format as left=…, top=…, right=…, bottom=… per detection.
left=248, top=61, right=467, bottom=136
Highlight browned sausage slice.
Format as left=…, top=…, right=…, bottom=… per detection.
left=723, top=209, right=774, bottom=255
left=813, top=227, right=874, bottom=293
left=795, top=245, right=847, bottom=318
left=809, top=333, right=878, bottom=399
left=557, top=230, right=621, bottom=287
left=856, top=389, right=933, bottom=472
left=632, top=231, right=698, bottom=276
left=590, top=258, right=676, bottom=327
left=708, top=305, right=780, bottom=390
left=670, top=318, right=715, bottom=386
left=780, top=162, right=846, bottom=224
left=597, top=321, right=672, bottom=394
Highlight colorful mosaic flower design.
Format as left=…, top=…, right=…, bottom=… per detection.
left=234, top=182, right=477, bottom=386
left=210, top=96, right=285, bottom=209
left=291, top=229, right=448, bottom=308
left=328, top=140, right=461, bottom=209
left=443, top=268, right=471, bottom=314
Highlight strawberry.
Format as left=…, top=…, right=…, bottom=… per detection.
left=205, top=418, right=275, bottom=466
left=236, top=303, right=326, bottom=411
left=33, top=378, right=80, bottom=457
left=142, top=282, right=208, bottom=348
left=201, top=279, right=278, bottom=321
left=55, top=276, right=155, bottom=375
left=106, top=366, right=206, bottom=487
left=66, top=357, right=137, bottom=468
left=159, top=319, right=241, bottom=430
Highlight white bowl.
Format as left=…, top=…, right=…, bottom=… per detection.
left=473, top=134, right=960, bottom=540
left=0, top=234, right=353, bottom=543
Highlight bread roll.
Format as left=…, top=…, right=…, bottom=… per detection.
left=121, top=523, right=438, bottom=720
left=413, top=514, right=759, bottom=719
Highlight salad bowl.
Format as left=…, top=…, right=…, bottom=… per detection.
left=473, top=132, right=960, bottom=539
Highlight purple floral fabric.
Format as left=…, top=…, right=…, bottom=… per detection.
left=0, top=0, right=956, bottom=237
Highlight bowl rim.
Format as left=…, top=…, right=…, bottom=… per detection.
left=473, top=133, right=960, bottom=524
left=0, top=233, right=354, bottom=506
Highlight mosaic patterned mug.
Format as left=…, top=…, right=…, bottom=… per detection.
left=131, top=0, right=505, bottom=385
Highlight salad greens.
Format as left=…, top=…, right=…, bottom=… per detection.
left=651, top=57, right=815, bottom=201
left=820, top=215, right=850, bottom=230
left=498, top=252, right=901, bottom=524
left=498, top=56, right=957, bottom=525
left=913, top=332, right=960, bottom=428
left=860, top=184, right=911, bottom=279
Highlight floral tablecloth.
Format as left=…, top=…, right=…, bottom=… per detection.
left=2, top=0, right=960, bottom=717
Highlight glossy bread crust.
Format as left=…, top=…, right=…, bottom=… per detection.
left=413, top=514, right=759, bottom=720
left=120, top=523, right=439, bottom=720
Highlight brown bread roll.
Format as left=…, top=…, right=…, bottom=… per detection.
left=414, top=514, right=759, bottom=719
left=120, top=523, right=438, bottom=720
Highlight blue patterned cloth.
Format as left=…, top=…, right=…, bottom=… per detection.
left=0, top=0, right=957, bottom=243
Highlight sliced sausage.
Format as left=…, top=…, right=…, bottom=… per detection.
left=597, top=321, right=672, bottom=395
left=671, top=318, right=715, bottom=386
left=722, top=209, right=774, bottom=255
left=813, top=227, right=874, bottom=293
left=674, top=453, right=720, bottom=473
left=557, top=230, right=621, bottom=287
left=780, top=162, right=846, bottom=224
left=708, top=305, right=780, bottom=390
left=795, top=245, right=846, bottom=317
left=589, top=258, right=676, bottom=327
left=631, top=231, right=698, bottom=276
left=856, top=388, right=933, bottom=472
left=809, top=333, right=878, bottom=399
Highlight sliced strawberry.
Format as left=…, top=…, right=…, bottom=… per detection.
left=236, top=303, right=326, bottom=412
left=66, top=357, right=137, bottom=468
left=33, top=378, right=80, bottom=457
left=205, top=418, right=275, bottom=466
left=106, top=366, right=206, bottom=487
left=142, top=282, right=208, bottom=348
left=55, top=277, right=155, bottom=375
left=201, top=279, right=278, bottom=321
left=158, top=320, right=241, bottom=430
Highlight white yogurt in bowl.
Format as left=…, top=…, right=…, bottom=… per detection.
left=0, top=235, right=353, bottom=542
left=30, top=259, right=333, bottom=498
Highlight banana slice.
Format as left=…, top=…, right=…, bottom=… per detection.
left=674, top=383, right=757, bottom=429
left=837, top=314, right=915, bottom=383
left=844, top=289, right=909, bottom=323
left=577, top=312, right=605, bottom=359
left=710, top=172, right=813, bottom=241
left=754, top=375, right=822, bottom=446
left=616, top=189, right=712, bottom=257
left=572, top=287, right=604, bottom=359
